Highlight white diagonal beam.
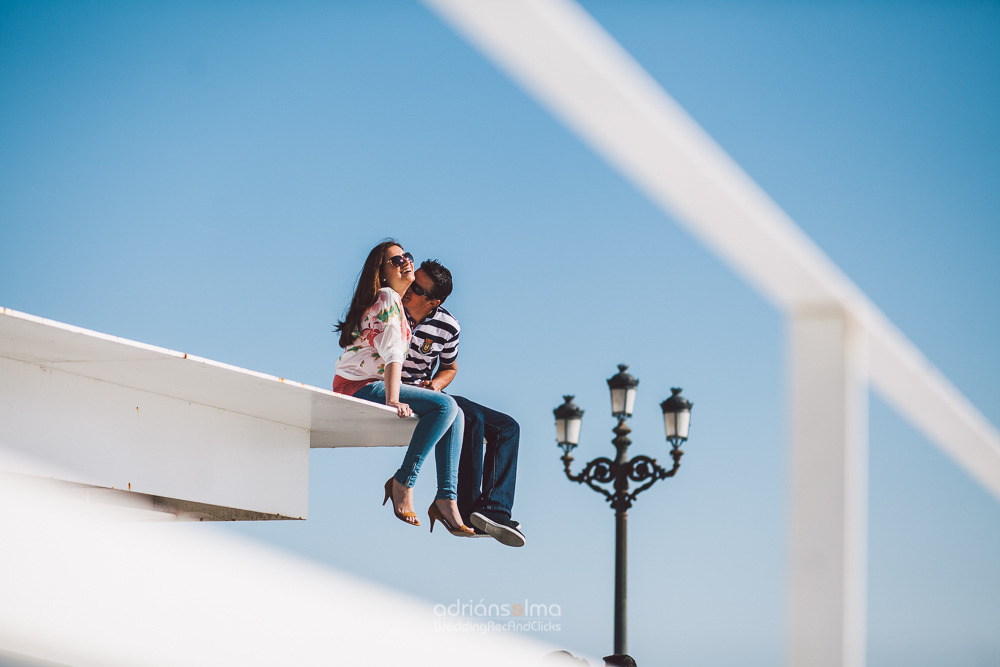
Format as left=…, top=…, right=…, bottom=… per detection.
left=422, top=1, right=1000, bottom=665
left=868, top=310, right=1000, bottom=498
left=421, top=0, right=1000, bottom=502
left=422, top=0, right=862, bottom=311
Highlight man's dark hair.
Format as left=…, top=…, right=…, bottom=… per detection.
left=420, top=259, right=453, bottom=303
left=603, top=654, right=637, bottom=667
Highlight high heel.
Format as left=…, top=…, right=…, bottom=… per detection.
left=427, top=502, right=475, bottom=537
left=383, top=478, right=419, bottom=527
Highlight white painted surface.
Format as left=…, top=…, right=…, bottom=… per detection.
left=0, top=307, right=417, bottom=518
left=420, top=0, right=1000, bottom=502
left=418, top=2, right=1000, bottom=665
left=421, top=0, right=863, bottom=311
left=867, top=310, right=1000, bottom=500
left=0, top=477, right=553, bottom=667
left=789, top=311, right=869, bottom=667
left=1, top=356, right=310, bottom=517
left=0, top=307, right=417, bottom=449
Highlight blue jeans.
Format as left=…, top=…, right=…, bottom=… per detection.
left=353, top=381, right=462, bottom=500
left=452, top=395, right=519, bottom=522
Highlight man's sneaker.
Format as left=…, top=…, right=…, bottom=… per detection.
left=470, top=511, right=526, bottom=548
left=470, top=527, right=492, bottom=538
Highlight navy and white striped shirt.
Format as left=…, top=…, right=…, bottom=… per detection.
left=402, top=306, right=460, bottom=384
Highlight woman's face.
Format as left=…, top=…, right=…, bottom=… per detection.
left=381, top=245, right=415, bottom=294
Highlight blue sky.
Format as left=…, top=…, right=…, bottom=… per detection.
left=1, top=1, right=998, bottom=665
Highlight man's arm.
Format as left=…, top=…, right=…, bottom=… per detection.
left=422, top=361, right=457, bottom=392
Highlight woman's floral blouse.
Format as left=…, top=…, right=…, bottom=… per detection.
left=334, top=288, right=412, bottom=383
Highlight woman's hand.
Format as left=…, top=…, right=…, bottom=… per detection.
left=387, top=400, right=412, bottom=419
left=383, top=362, right=411, bottom=417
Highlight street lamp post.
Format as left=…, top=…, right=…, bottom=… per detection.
left=554, top=365, right=694, bottom=656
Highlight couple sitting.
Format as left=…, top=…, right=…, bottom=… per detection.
left=332, top=239, right=524, bottom=547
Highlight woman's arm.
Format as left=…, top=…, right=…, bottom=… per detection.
left=367, top=291, right=412, bottom=418
left=383, top=362, right=412, bottom=418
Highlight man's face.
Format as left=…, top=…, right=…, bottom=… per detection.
left=402, top=268, right=438, bottom=312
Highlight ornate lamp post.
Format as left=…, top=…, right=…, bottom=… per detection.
left=554, top=365, right=694, bottom=656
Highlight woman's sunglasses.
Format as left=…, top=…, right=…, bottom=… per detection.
left=384, top=252, right=414, bottom=268
left=409, top=282, right=437, bottom=300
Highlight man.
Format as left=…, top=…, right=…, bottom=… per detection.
left=400, top=259, right=525, bottom=548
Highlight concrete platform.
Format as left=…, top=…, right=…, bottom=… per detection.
left=0, top=307, right=417, bottom=520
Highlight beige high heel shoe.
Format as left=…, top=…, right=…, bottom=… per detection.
left=427, top=502, right=474, bottom=537
left=383, top=478, right=419, bottom=526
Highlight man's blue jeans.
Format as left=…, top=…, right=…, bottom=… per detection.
left=452, top=395, right=519, bottom=522
left=353, top=381, right=463, bottom=500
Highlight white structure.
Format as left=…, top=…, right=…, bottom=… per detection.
left=0, top=313, right=554, bottom=666
left=0, top=307, right=415, bottom=521
left=419, top=1, right=1000, bottom=666
left=0, top=475, right=551, bottom=667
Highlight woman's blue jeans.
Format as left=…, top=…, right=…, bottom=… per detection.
left=353, top=381, right=462, bottom=500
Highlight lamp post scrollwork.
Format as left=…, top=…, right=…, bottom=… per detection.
left=554, top=366, right=694, bottom=656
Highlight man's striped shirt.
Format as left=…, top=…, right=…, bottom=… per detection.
left=402, top=306, right=460, bottom=385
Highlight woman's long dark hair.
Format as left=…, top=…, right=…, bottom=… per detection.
left=335, top=239, right=402, bottom=349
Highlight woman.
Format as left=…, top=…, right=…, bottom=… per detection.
left=333, top=240, right=473, bottom=537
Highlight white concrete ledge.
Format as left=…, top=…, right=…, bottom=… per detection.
left=0, top=307, right=417, bottom=520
